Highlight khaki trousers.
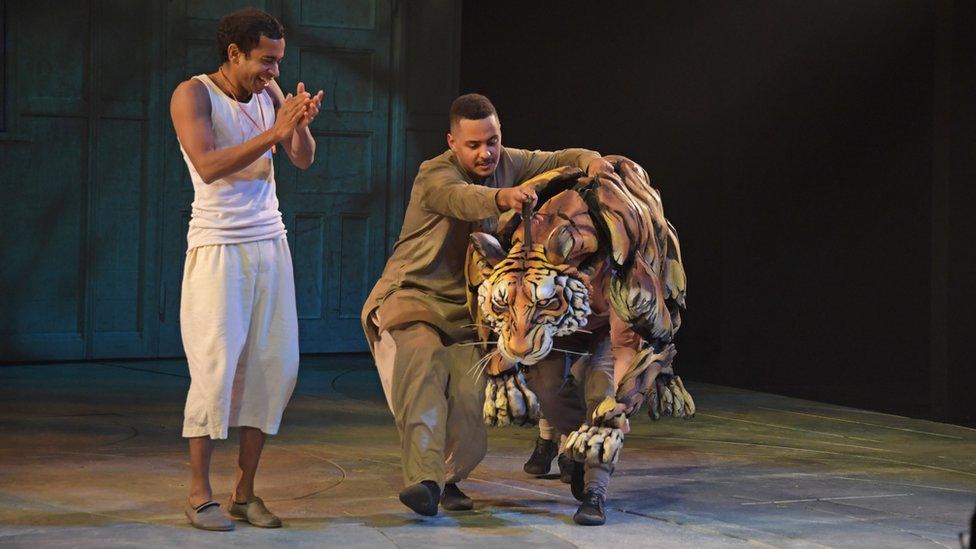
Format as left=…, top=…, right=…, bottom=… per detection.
left=523, top=333, right=616, bottom=497
left=373, top=318, right=487, bottom=488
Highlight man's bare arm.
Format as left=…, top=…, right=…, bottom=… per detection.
left=170, top=79, right=308, bottom=184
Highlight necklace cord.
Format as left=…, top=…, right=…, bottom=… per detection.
left=216, top=68, right=275, bottom=154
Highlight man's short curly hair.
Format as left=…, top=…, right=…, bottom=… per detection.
left=216, top=8, right=284, bottom=62
left=450, top=94, right=498, bottom=130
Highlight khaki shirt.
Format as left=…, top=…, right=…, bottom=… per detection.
left=361, top=146, right=600, bottom=349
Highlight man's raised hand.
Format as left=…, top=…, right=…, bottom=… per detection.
left=295, top=82, right=324, bottom=130
left=496, top=186, right=538, bottom=212
left=272, top=90, right=311, bottom=141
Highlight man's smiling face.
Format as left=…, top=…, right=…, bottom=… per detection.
left=448, top=114, right=502, bottom=180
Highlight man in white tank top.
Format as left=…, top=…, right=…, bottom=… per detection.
left=169, top=7, right=323, bottom=531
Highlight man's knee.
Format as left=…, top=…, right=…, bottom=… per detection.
left=388, top=322, right=453, bottom=412
left=390, top=322, right=443, bottom=354
left=388, top=323, right=445, bottom=381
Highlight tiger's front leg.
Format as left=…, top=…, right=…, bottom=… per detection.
left=482, top=353, right=541, bottom=427
left=563, top=342, right=694, bottom=465
left=561, top=336, right=628, bottom=465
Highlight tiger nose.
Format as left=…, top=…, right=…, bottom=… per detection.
left=507, top=335, right=531, bottom=358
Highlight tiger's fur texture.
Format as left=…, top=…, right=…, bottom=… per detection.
left=466, top=157, right=691, bottom=435
left=477, top=245, right=591, bottom=365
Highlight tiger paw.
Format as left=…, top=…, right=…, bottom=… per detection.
left=648, top=374, right=696, bottom=420
left=591, top=396, right=630, bottom=433
left=483, top=368, right=540, bottom=427
left=562, top=424, right=624, bottom=465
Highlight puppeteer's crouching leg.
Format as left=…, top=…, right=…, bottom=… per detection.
left=525, top=335, right=617, bottom=525
left=573, top=337, right=617, bottom=525
left=382, top=321, right=486, bottom=515
left=386, top=322, right=449, bottom=515
left=442, top=342, right=487, bottom=510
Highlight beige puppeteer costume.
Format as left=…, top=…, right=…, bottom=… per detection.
left=361, top=147, right=600, bottom=487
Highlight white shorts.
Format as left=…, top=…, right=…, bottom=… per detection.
left=180, top=238, right=299, bottom=439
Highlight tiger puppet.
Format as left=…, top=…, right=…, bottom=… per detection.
left=465, top=156, right=694, bottom=472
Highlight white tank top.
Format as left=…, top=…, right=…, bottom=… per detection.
left=179, top=74, right=286, bottom=251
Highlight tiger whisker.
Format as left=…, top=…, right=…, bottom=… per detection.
left=466, top=354, right=489, bottom=377
left=475, top=351, right=498, bottom=377
left=551, top=347, right=591, bottom=357
left=468, top=349, right=499, bottom=378
left=471, top=348, right=496, bottom=369
left=480, top=350, right=501, bottom=378
left=454, top=340, right=498, bottom=347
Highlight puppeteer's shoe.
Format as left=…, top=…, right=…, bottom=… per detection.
left=399, top=480, right=440, bottom=516
left=523, top=437, right=559, bottom=476
left=440, top=483, right=474, bottom=511
left=573, top=490, right=606, bottom=526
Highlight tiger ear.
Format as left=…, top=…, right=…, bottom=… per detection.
left=545, top=226, right=575, bottom=265
left=466, top=234, right=506, bottom=350
left=469, top=233, right=506, bottom=267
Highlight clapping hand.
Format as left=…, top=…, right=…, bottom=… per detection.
left=295, top=82, right=324, bottom=130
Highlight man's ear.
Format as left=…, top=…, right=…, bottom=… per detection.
left=446, top=132, right=456, bottom=152
left=227, top=43, right=242, bottom=63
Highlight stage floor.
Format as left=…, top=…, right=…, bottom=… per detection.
left=0, top=356, right=973, bottom=548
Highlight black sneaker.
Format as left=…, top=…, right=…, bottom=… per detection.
left=399, top=480, right=440, bottom=516
left=573, top=490, right=606, bottom=526
left=558, top=453, right=574, bottom=483
left=440, top=483, right=473, bottom=511
left=523, top=437, right=559, bottom=476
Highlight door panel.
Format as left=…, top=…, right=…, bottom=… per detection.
left=276, top=0, right=392, bottom=352
left=0, top=0, right=161, bottom=360
left=89, top=0, right=160, bottom=358
left=0, top=1, right=89, bottom=360
left=1, top=0, right=456, bottom=361
left=0, top=117, right=88, bottom=359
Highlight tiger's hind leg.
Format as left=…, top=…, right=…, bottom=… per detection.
left=615, top=342, right=695, bottom=420
left=649, top=366, right=696, bottom=420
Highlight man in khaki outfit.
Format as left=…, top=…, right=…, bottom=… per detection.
left=361, top=93, right=610, bottom=516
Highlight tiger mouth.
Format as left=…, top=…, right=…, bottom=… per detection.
left=497, top=327, right=554, bottom=366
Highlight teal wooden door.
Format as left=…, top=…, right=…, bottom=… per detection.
left=0, top=0, right=163, bottom=360
left=1, top=0, right=455, bottom=360
left=157, top=0, right=397, bottom=354
left=276, top=0, right=393, bottom=352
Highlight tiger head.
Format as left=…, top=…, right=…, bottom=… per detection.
left=469, top=236, right=592, bottom=365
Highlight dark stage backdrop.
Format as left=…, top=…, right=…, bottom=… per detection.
left=460, top=0, right=976, bottom=426
left=0, top=0, right=461, bottom=359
